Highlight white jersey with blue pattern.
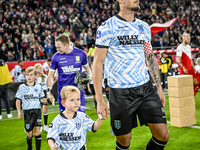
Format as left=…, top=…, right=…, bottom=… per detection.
left=35, top=75, right=48, bottom=90
left=15, top=83, right=45, bottom=110
left=17, top=73, right=26, bottom=82
left=14, top=65, right=21, bottom=82
left=95, top=15, right=151, bottom=88
left=47, top=111, right=95, bottom=150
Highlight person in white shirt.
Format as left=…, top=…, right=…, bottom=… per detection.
left=177, top=33, right=200, bottom=95
left=17, top=68, right=26, bottom=82
left=14, top=60, right=23, bottom=82
left=43, top=58, right=51, bottom=75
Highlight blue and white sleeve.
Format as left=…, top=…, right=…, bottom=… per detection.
left=47, top=117, right=59, bottom=142
left=83, top=114, right=95, bottom=132
left=95, top=22, right=113, bottom=48
left=15, top=86, right=22, bottom=100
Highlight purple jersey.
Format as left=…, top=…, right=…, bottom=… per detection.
left=50, top=47, right=88, bottom=112
left=50, top=47, right=88, bottom=91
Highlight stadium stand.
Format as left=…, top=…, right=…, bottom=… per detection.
left=0, top=0, right=199, bottom=63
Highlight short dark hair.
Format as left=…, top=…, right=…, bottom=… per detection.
left=47, top=58, right=51, bottom=62
left=22, top=68, right=26, bottom=72
left=18, top=60, right=23, bottom=64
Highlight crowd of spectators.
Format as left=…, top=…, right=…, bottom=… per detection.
left=0, top=0, right=200, bottom=62
left=140, top=0, right=200, bottom=49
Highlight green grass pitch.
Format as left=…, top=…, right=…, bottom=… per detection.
left=0, top=92, right=200, bottom=150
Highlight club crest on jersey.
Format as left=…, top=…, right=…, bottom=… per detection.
left=114, top=120, right=121, bottom=129
left=26, top=124, right=30, bottom=129
left=76, top=123, right=81, bottom=130
left=76, top=56, right=80, bottom=62
left=96, top=30, right=101, bottom=39
left=138, top=25, right=144, bottom=32
left=35, top=89, right=38, bottom=93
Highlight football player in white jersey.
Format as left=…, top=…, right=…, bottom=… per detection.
left=14, top=60, right=23, bottom=82
left=17, top=68, right=26, bottom=82
left=93, top=0, right=169, bottom=150
left=47, top=86, right=102, bottom=150
left=176, top=33, right=200, bottom=95
left=15, top=67, right=47, bottom=150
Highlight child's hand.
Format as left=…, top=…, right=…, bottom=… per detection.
left=88, top=87, right=91, bottom=93
left=50, top=144, right=58, bottom=150
left=18, top=113, right=23, bottom=119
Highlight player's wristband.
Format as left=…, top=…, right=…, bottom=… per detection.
left=98, top=114, right=102, bottom=120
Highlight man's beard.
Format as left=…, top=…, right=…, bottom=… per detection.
left=185, top=41, right=190, bottom=44
left=131, top=6, right=140, bottom=11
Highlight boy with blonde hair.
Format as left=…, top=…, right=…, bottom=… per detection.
left=15, top=66, right=48, bottom=150
left=47, top=85, right=102, bottom=150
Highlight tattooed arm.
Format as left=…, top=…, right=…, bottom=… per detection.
left=145, top=51, right=161, bottom=88
left=145, top=51, right=166, bottom=107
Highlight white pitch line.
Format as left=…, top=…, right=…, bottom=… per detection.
left=85, top=107, right=95, bottom=110
left=85, top=94, right=106, bottom=99
left=167, top=121, right=200, bottom=129
left=187, top=125, right=200, bottom=129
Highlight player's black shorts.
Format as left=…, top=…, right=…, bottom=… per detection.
left=89, top=84, right=95, bottom=95
left=24, top=109, right=42, bottom=132
left=104, top=78, right=109, bottom=88
left=109, top=81, right=167, bottom=136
